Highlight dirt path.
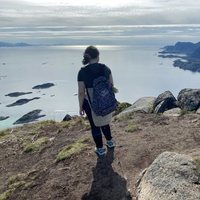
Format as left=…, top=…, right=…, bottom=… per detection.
left=0, top=113, right=200, bottom=200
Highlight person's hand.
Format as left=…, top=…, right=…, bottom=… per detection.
left=79, top=108, right=85, bottom=116
left=112, top=86, right=119, bottom=93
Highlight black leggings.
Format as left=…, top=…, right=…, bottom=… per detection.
left=83, top=99, right=112, bottom=148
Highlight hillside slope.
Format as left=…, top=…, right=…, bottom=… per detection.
left=0, top=113, right=200, bottom=200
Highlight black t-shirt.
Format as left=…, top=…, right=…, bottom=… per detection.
left=77, top=63, right=111, bottom=88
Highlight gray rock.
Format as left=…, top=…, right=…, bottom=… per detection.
left=153, top=91, right=177, bottom=113
left=5, top=92, right=32, bottom=97
left=6, top=97, right=40, bottom=107
left=13, top=109, right=46, bottom=125
left=32, top=83, right=55, bottom=89
left=118, top=97, right=156, bottom=117
left=163, top=108, right=182, bottom=117
left=177, top=88, right=200, bottom=111
left=136, top=152, right=200, bottom=200
left=197, top=108, right=200, bottom=114
left=154, top=101, right=166, bottom=113
left=0, top=116, right=9, bottom=121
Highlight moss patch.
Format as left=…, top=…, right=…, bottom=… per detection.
left=23, top=137, right=49, bottom=153
left=56, top=138, right=88, bottom=162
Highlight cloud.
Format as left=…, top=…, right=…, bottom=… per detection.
left=0, top=0, right=200, bottom=43
left=0, top=0, right=200, bottom=27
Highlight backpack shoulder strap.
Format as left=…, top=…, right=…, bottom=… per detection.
left=82, top=67, right=92, bottom=105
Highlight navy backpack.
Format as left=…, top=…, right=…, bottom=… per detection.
left=85, top=66, right=117, bottom=116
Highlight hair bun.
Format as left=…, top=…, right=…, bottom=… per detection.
left=82, top=54, right=91, bottom=65
left=82, top=46, right=99, bottom=65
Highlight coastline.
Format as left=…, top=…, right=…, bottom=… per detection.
left=1, top=44, right=200, bottom=130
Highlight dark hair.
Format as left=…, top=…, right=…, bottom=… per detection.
left=82, top=46, right=99, bottom=65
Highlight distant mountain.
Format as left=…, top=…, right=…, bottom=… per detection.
left=160, top=42, right=200, bottom=55
left=190, top=47, right=200, bottom=60
left=0, top=42, right=32, bottom=47
left=159, top=41, right=200, bottom=73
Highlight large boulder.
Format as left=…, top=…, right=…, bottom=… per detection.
left=117, top=97, right=156, bottom=117
left=177, top=88, right=200, bottom=111
left=136, top=152, right=200, bottom=200
left=197, top=108, right=200, bottom=114
left=153, top=91, right=177, bottom=113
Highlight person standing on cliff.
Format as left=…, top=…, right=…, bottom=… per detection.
left=77, top=46, right=116, bottom=156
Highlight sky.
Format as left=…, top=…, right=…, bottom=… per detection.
left=0, top=0, right=200, bottom=43
left=1, top=0, right=200, bottom=26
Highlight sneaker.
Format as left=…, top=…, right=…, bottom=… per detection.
left=106, top=139, right=115, bottom=148
left=95, top=147, right=106, bottom=156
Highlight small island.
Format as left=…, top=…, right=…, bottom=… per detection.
left=5, top=92, right=33, bottom=97
left=0, top=116, right=9, bottom=121
left=159, top=41, right=200, bottom=72
left=32, top=83, right=55, bottom=89
left=6, top=97, right=40, bottom=107
left=13, top=109, right=46, bottom=125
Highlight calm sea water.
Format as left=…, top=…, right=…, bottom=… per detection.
left=0, top=39, right=200, bottom=130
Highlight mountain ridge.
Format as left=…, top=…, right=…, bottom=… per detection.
left=0, top=42, right=32, bottom=47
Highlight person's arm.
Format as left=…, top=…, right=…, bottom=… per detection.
left=109, top=73, right=114, bottom=86
left=109, top=72, right=119, bottom=93
left=78, top=81, right=85, bottom=116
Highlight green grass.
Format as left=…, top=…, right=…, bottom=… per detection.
left=194, top=157, right=200, bottom=173
left=56, top=138, right=89, bottom=162
left=0, top=131, right=7, bottom=138
left=23, top=137, right=49, bottom=153
left=60, top=117, right=90, bottom=130
left=0, top=189, right=14, bottom=200
left=179, top=109, right=196, bottom=116
left=36, top=120, right=56, bottom=129
left=114, top=111, right=133, bottom=122
left=31, top=120, right=57, bottom=132
left=38, top=120, right=56, bottom=126
left=0, top=129, right=11, bottom=139
left=125, top=123, right=139, bottom=133
left=8, top=174, right=22, bottom=185
left=115, top=101, right=131, bottom=116
left=0, top=174, right=27, bottom=200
